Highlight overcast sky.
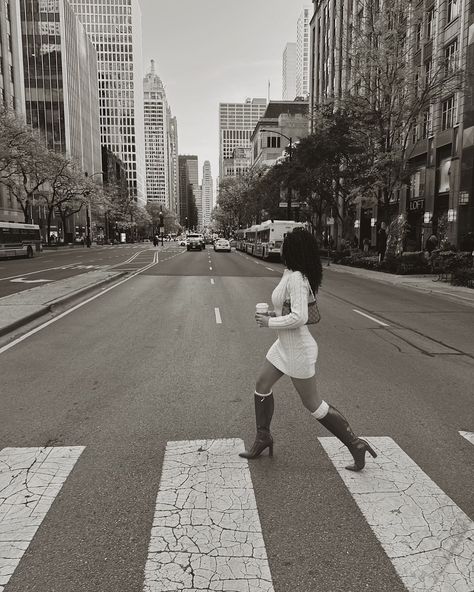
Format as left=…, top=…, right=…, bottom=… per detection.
left=140, top=0, right=309, bottom=185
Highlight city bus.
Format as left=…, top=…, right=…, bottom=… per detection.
left=245, top=220, right=307, bottom=260
left=0, top=222, right=43, bottom=259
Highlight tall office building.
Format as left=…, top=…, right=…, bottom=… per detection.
left=143, top=60, right=169, bottom=207
left=219, top=97, right=267, bottom=179
left=201, top=161, right=213, bottom=229
left=282, top=43, right=297, bottom=100
left=0, top=0, right=24, bottom=112
left=69, top=0, right=146, bottom=205
left=296, top=7, right=311, bottom=98
left=178, top=155, right=198, bottom=227
left=0, top=0, right=25, bottom=222
left=19, top=0, right=101, bottom=176
left=167, top=111, right=179, bottom=215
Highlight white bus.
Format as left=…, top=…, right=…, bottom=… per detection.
left=0, top=222, right=42, bottom=259
left=249, top=220, right=306, bottom=260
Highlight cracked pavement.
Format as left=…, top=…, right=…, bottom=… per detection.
left=0, top=447, right=84, bottom=591
left=319, top=436, right=474, bottom=592
left=143, top=439, right=274, bottom=592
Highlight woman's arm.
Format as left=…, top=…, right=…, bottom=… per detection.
left=268, top=273, right=309, bottom=329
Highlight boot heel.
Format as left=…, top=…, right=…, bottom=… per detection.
left=362, top=439, right=377, bottom=458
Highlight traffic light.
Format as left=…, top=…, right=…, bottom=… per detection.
left=159, top=212, right=164, bottom=227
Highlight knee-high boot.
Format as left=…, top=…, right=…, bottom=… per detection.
left=317, top=404, right=377, bottom=471
left=239, top=393, right=274, bottom=459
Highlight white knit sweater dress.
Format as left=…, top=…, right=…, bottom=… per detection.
left=266, top=269, right=318, bottom=379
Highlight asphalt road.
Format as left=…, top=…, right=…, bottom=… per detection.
left=0, top=244, right=158, bottom=298
left=1, top=246, right=473, bottom=592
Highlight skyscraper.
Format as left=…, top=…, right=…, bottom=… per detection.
left=19, top=0, right=101, bottom=176
left=219, top=98, right=267, bottom=179
left=201, top=161, right=213, bottom=229
left=0, top=0, right=25, bottom=222
left=178, top=155, right=198, bottom=228
left=0, top=0, right=24, bottom=113
left=69, top=0, right=146, bottom=205
left=296, top=7, right=311, bottom=98
left=143, top=60, right=169, bottom=207
left=167, top=111, right=179, bottom=216
left=282, top=43, right=297, bottom=100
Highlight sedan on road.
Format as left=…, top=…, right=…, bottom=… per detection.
left=214, top=239, right=231, bottom=253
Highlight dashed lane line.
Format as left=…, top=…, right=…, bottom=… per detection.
left=320, top=436, right=474, bottom=592
left=0, top=447, right=85, bottom=591
left=143, top=439, right=274, bottom=592
left=353, top=309, right=390, bottom=327
left=214, top=307, right=222, bottom=324
left=265, top=267, right=274, bottom=271
left=210, top=278, right=215, bottom=285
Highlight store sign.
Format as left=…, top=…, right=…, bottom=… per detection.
left=409, top=199, right=425, bottom=211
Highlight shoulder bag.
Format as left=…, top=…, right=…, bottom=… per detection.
left=281, top=283, right=321, bottom=325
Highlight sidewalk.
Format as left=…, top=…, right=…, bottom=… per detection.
left=327, top=263, right=474, bottom=306
left=0, top=269, right=126, bottom=337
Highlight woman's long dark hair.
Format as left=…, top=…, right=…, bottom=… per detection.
left=281, top=228, right=323, bottom=293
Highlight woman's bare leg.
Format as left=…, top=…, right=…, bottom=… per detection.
left=255, top=359, right=284, bottom=394
left=291, top=374, right=323, bottom=413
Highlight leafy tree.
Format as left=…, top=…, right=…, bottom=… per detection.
left=339, top=0, right=463, bottom=214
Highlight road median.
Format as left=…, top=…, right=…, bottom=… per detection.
left=0, top=270, right=127, bottom=338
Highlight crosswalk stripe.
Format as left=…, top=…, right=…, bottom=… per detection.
left=143, top=439, right=274, bottom=592
left=319, top=436, right=474, bottom=592
left=0, top=446, right=85, bottom=591
left=459, top=431, right=474, bottom=446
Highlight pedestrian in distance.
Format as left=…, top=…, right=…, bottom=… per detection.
left=377, top=222, right=388, bottom=262
left=240, top=228, right=377, bottom=472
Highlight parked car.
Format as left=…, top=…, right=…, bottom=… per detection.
left=214, top=238, right=231, bottom=252
left=178, top=237, right=187, bottom=246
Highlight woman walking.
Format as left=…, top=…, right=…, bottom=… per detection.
left=240, top=228, right=377, bottom=471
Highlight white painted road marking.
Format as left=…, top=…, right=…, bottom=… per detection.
left=209, top=266, right=213, bottom=271
left=143, top=439, right=274, bottom=592
left=265, top=267, right=274, bottom=271
left=0, top=447, right=84, bottom=591
left=353, top=309, right=389, bottom=327
left=214, top=307, right=222, bottom=324
left=210, top=278, right=215, bottom=285
left=319, top=437, right=474, bottom=592
left=460, top=431, right=474, bottom=446
left=10, top=278, right=54, bottom=284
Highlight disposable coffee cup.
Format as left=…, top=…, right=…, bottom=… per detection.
left=256, top=303, right=269, bottom=314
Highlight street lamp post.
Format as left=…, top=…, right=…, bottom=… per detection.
left=260, top=129, right=293, bottom=220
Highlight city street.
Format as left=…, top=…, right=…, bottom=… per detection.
left=1, top=247, right=473, bottom=591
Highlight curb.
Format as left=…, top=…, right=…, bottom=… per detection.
left=0, top=271, right=128, bottom=338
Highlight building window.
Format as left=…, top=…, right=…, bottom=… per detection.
left=266, top=136, right=281, bottom=148
left=426, top=7, right=435, bottom=40
left=447, top=0, right=459, bottom=23
left=441, top=95, right=456, bottom=130
left=444, top=38, right=458, bottom=75
left=422, top=107, right=432, bottom=138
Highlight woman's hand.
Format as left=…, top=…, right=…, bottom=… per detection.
left=255, top=312, right=270, bottom=328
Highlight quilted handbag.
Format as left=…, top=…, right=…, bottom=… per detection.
left=281, top=289, right=321, bottom=325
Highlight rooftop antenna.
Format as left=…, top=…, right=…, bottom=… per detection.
left=267, top=80, right=271, bottom=102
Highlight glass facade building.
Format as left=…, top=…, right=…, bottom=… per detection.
left=19, top=0, right=101, bottom=175
left=69, top=0, right=145, bottom=205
